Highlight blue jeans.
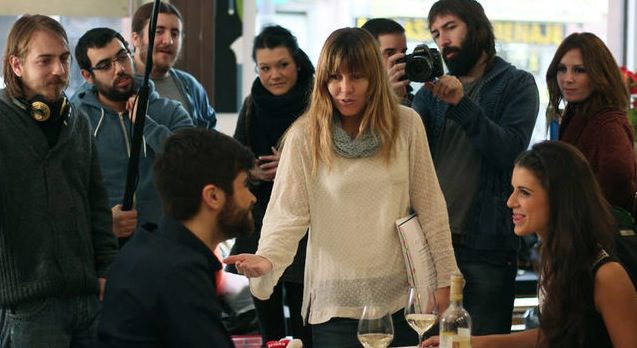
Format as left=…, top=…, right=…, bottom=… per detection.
left=455, top=245, right=517, bottom=335
left=311, top=310, right=418, bottom=348
left=0, top=295, right=100, bottom=348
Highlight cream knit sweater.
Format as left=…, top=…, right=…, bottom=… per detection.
left=250, top=106, right=457, bottom=324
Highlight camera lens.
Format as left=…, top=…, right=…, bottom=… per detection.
left=406, top=57, right=433, bottom=83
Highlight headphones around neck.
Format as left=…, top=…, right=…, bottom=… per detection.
left=13, top=95, right=70, bottom=122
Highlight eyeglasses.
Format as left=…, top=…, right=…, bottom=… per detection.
left=89, top=49, right=131, bottom=72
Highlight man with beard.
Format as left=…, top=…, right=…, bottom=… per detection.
left=131, top=1, right=217, bottom=130
left=412, top=0, right=539, bottom=335
left=0, top=15, right=117, bottom=346
left=97, top=128, right=256, bottom=348
left=72, top=27, right=192, bottom=239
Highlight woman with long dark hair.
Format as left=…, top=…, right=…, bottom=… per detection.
left=546, top=32, right=636, bottom=211
left=226, top=25, right=314, bottom=346
left=424, top=141, right=637, bottom=347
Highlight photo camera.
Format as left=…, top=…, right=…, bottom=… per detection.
left=399, top=44, right=444, bottom=82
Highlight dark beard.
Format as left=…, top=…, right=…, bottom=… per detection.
left=442, top=33, right=482, bottom=76
left=217, top=197, right=254, bottom=240
left=95, top=74, right=137, bottom=102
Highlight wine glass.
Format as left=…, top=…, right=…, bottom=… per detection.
left=404, top=286, right=438, bottom=347
left=357, top=306, right=394, bottom=348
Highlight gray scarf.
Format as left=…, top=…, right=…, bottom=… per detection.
left=331, top=115, right=380, bottom=158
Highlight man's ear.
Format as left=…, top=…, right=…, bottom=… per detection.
left=80, top=69, right=94, bottom=84
left=130, top=31, right=141, bottom=50
left=202, top=184, right=224, bottom=211
left=9, top=55, right=23, bottom=77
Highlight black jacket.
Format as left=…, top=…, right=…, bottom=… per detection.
left=0, top=89, right=117, bottom=305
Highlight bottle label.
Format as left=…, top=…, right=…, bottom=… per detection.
left=440, top=332, right=471, bottom=348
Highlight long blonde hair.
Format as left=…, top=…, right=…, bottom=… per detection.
left=302, top=27, right=400, bottom=171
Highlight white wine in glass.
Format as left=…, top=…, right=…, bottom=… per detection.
left=357, top=306, right=394, bottom=348
left=404, top=286, right=438, bottom=346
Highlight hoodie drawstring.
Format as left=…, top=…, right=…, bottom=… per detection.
left=93, top=107, right=105, bottom=137
left=117, top=112, right=132, bottom=157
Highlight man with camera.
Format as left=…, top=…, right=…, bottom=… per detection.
left=362, top=18, right=414, bottom=105
left=412, top=0, right=539, bottom=335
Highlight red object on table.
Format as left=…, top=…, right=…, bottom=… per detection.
left=231, top=335, right=262, bottom=348
left=266, top=339, right=291, bottom=348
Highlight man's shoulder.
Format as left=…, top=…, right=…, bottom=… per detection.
left=70, top=83, right=102, bottom=115
left=0, top=88, right=13, bottom=107
left=148, top=91, right=184, bottom=109
left=108, top=230, right=187, bottom=284
left=148, top=88, right=189, bottom=119
left=111, top=229, right=166, bottom=268
left=170, top=68, right=203, bottom=87
left=0, top=89, right=21, bottom=117
left=490, top=56, right=535, bottom=84
left=119, top=226, right=211, bottom=270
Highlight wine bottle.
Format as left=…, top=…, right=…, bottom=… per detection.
left=439, top=272, right=472, bottom=348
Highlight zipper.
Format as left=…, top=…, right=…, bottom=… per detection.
left=118, top=112, right=131, bottom=157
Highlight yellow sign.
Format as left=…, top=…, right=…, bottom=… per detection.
left=357, top=17, right=565, bottom=45
left=494, top=22, right=564, bottom=45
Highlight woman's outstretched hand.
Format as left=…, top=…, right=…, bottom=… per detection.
left=223, top=254, right=273, bottom=278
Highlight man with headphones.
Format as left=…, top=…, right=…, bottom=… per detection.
left=72, top=27, right=192, bottom=241
left=0, top=15, right=118, bottom=347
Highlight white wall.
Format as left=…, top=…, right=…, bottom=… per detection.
left=0, top=0, right=136, bottom=17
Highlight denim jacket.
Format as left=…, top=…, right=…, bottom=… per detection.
left=169, top=68, right=217, bottom=130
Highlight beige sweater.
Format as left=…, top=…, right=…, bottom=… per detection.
left=250, top=106, right=457, bottom=324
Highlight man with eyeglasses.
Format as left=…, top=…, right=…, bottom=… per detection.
left=131, top=1, right=217, bottom=130
left=72, top=27, right=192, bottom=241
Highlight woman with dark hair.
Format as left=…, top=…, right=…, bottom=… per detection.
left=226, top=24, right=314, bottom=346
left=546, top=32, right=636, bottom=211
left=424, top=141, right=637, bottom=348
left=226, top=27, right=457, bottom=347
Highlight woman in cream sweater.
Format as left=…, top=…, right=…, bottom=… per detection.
left=225, top=27, right=457, bottom=347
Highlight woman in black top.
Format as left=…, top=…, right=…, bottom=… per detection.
left=228, top=25, right=314, bottom=347
left=424, top=141, right=637, bottom=347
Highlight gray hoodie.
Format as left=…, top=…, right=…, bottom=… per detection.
left=71, top=79, right=193, bottom=229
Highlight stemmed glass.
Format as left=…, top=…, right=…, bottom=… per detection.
left=404, top=286, right=438, bottom=347
left=357, top=306, right=394, bottom=348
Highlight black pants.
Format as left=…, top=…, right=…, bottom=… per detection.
left=253, top=281, right=313, bottom=347
left=311, top=309, right=419, bottom=348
